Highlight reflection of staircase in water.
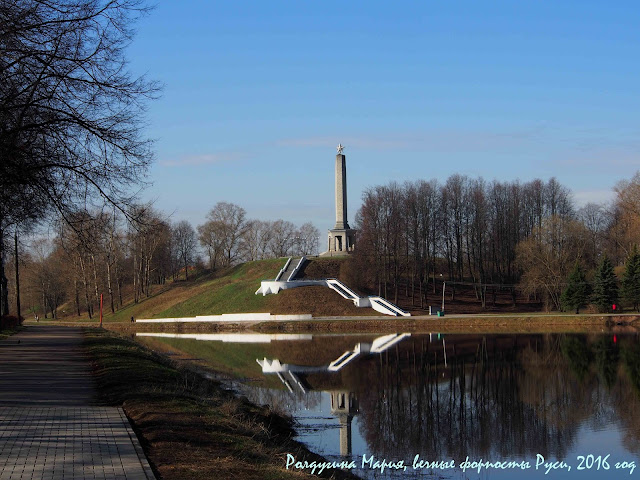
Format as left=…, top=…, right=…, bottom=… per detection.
left=257, top=333, right=410, bottom=458
left=256, top=333, right=411, bottom=391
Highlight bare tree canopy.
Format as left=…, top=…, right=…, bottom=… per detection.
left=0, top=0, right=160, bottom=229
left=172, top=220, right=196, bottom=280
left=199, top=202, right=247, bottom=268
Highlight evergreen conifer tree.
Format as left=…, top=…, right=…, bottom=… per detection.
left=622, top=245, right=640, bottom=312
left=592, top=256, right=619, bottom=313
left=560, top=263, right=591, bottom=313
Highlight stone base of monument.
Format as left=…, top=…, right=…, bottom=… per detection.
left=319, top=249, right=350, bottom=257
left=327, top=228, right=356, bottom=255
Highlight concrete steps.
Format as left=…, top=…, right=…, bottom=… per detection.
left=257, top=257, right=411, bottom=317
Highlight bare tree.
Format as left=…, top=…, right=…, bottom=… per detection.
left=577, top=202, right=607, bottom=268
left=353, top=174, right=592, bottom=311
left=127, top=206, right=168, bottom=302
left=198, top=221, right=223, bottom=270
left=269, top=220, right=296, bottom=258
left=239, top=220, right=274, bottom=261
left=172, top=221, right=197, bottom=280
left=58, top=211, right=109, bottom=318
left=516, top=216, right=589, bottom=310
left=611, top=172, right=640, bottom=260
left=0, top=0, right=159, bottom=315
left=28, top=238, right=66, bottom=319
left=296, top=222, right=320, bottom=256
left=199, top=202, right=247, bottom=268
left=545, top=177, right=574, bottom=219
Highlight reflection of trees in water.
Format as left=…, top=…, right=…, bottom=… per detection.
left=353, top=336, right=581, bottom=460
left=351, top=334, right=640, bottom=462
left=519, top=336, right=597, bottom=436
left=615, top=341, right=640, bottom=456
left=560, top=336, right=592, bottom=381
left=236, top=333, right=640, bottom=465
left=594, top=336, right=620, bottom=389
left=622, top=341, right=640, bottom=395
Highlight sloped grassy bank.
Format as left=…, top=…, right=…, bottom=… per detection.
left=83, top=327, right=359, bottom=480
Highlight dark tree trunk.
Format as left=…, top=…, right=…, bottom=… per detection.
left=0, top=225, right=8, bottom=316
left=14, top=230, right=20, bottom=320
left=0, top=257, right=8, bottom=316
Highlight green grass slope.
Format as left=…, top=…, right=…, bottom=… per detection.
left=158, top=259, right=284, bottom=318
left=103, top=259, right=283, bottom=322
left=79, top=257, right=374, bottom=324
left=156, top=258, right=374, bottom=319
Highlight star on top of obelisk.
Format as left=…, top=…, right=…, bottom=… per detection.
left=337, top=143, right=344, bottom=154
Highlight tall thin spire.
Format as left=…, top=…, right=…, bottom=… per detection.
left=335, top=146, right=349, bottom=230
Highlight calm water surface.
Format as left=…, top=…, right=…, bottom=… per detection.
left=136, top=331, right=640, bottom=479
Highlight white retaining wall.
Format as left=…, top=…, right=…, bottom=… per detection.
left=136, top=333, right=313, bottom=342
left=136, top=313, right=313, bottom=323
left=255, top=279, right=326, bottom=296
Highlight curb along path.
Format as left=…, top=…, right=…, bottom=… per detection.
left=0, top=326, right=155, bottom=480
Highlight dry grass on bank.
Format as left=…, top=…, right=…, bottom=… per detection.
left=83, top=327, right=359, bottom=480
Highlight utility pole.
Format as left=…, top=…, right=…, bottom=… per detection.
left=14, top=229, right=20, bottom=321
left=0, top=225, right=8, bottom=317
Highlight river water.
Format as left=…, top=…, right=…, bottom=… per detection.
left=136, top=330, right=640, bottom=479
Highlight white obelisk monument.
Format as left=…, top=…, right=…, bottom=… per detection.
left=327, top=144, right=356, bottom=254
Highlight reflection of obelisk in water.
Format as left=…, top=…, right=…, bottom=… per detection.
left=330, top=391, right=359, bottom=456
left=327, top=144, right=356, bottom=254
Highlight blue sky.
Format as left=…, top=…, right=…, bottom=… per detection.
left=128, top=1, right=640, bottom=235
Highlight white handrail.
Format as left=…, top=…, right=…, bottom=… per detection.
left=274, top=257, right=292, bottom=281
left=287, top=256, right=306, bottom=281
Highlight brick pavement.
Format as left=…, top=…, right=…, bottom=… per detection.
left=0, top=327, right=155, bottom=480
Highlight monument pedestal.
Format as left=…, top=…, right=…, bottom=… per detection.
left=328, top=228, right=356, bottom=255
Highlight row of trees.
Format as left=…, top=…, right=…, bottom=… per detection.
left=197, top=202, right=319, bottom=270
left=1, top=0, right=158, bottom=318
left=353, top=173, right=640, bottom=311
left=4, top=201, right=319, bottom=319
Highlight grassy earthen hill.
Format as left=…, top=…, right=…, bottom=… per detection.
left=59, top=256, right=562, bottom=325
left=71, top=257, right=375, bottom=324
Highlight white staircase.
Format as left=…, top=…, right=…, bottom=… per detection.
left=256, top=258, right=411, bottom=317
left=369, top=296, right=411, bottom=316
left=326, top=278, right=359, bottom=300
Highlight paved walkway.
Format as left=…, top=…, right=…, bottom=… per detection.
left=0, top=326, right=155, bottom=480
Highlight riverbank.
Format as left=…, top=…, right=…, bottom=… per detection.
left=0, top=327, right=22, bottom=340
left=252, top=313, right=640, bottom=334
left=83, top=327, right=359, bottom=480
left=97, top=313, right=640, bottom=336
